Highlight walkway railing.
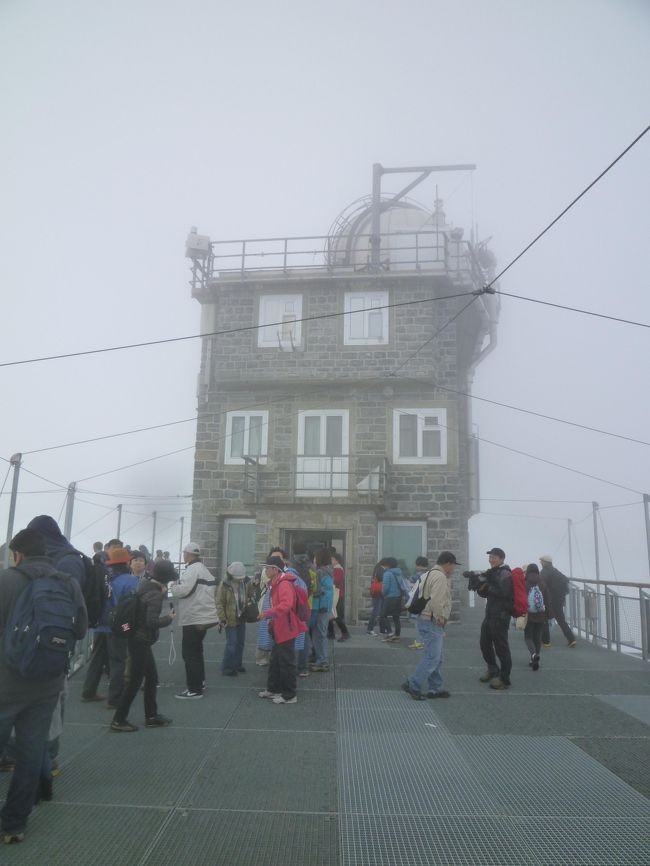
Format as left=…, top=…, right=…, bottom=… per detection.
left=568, top=578, right=650, bottom=660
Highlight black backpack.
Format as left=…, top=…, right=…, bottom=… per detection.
left=110, top=591, right=140, bottom=638
left=77, top=553, right=109, bottom=628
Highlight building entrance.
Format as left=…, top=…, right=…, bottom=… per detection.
left=283, top=529, right=346, bottom=563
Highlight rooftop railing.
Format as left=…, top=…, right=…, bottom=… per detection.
left=189, top=229, right=488, bottom=290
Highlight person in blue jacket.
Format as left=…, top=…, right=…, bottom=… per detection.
left=380, top=557, right=404, bottom=643
left=309, top=547, right=334, bottom=672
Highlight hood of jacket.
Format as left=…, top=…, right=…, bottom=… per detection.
left=27, top=515, right=77, bottom=558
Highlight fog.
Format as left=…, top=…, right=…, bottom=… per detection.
left=1, top=0, right=649, bottom=579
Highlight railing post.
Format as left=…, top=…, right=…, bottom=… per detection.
left=641, top=589, right=650, bottom=662
left=241, top=240, right=246, bottom=278
left=283, top=238, right=288, bottom=273
left=605, top=586, right=612, bottom=651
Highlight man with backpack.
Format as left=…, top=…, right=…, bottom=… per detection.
left=539, top=554, right=576, bottom=647
left=257, top=555, right=308, bottom=704
left=401, top=552, right=455, bottom=701
left=477, top=547, right=514, bottom=690
left=0, top=528, right=87, bottom=845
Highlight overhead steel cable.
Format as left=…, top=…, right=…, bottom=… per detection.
left=484, top=122, right=650, bottom=290
left=495, top=291, right=649, bottom=329
left=23, top=417, right=198, bottom=455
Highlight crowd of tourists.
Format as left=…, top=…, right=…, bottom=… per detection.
left=0, top=514, right=577, bottom=846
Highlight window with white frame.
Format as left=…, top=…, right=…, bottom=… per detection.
left=225, top=411, right=269, bottom=464
left=344, top=291, right=388, bottom=345
left=393, top=409, right=447, bottom=464
left=258, top=294, right=302, bottom=348
left=296, top=410, right=349, bottom=496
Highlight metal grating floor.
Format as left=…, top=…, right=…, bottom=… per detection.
left=599, top=694, right=650, bottom=726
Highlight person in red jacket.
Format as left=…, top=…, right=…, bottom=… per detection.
left=257, top=556, right=307, bottom=704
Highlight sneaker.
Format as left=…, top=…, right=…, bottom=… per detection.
left=381, top=636, right=393, bottom=642
left=81, top=694, right=106, bottom=703
left=568, top=640, right=577, bottom=648
left=479, top=670, right=498, bottom=683
left=50, top=760, right=60, bottom=778
left=531, top=653, right=540, bottom=671
left=110, top=720, right=139, bottom=732
left=298, top=671, right=309, bottom=678
left=401, top=681, right=425, bottom=701
left=272, top=695, right=298, bottom=704
left=408, top=641, right=424, bottom=649
left=3, top=832, right=25, bottom=845
left=258, top=690, right=280, bottom=699
left=337, top=633, right=350, bottom=642
left=309, top=664, right=330, bottom=672
left=255, top=660, right=269, bottom=667
left=426, top=690, right=450, bottom=699
left=145, top=715, right=173, bottom=727
left=388, top=635, right=401, bottom=643
left=489, top=678, right=510, bottom=690
left=175, top=690, right=203, bottom=700
left=366, top=630, right=377, bottom=636
left=542, top=642, right=551, bottom=648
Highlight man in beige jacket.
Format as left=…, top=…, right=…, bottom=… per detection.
left=402, top=551, right=457, bottom=701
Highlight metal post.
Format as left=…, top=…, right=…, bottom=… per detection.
left=370, top=163, right=383, bottom=269
left=3, top=453, right=22, bottom=568
left=151, top=511, right=157, bottom=556
left=643, top=494, right=650, bottom=578
left=116, top=504, right=122, bottom=540
left=567, top=518, right=574, bottom=576
left=178, top=516, right=184, bottom=570
left=592, top=501, right=601, bottom=642
left=63, top=482, right=76, bottom=539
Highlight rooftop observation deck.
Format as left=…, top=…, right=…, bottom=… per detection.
left=3, top=605, right=649, bottom=866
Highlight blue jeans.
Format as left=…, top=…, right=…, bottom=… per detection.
left=222, top=623, right=246, bottom=673
left=311, top=609, right=330, bottom=665
left=0, top=694, right=59, bottom=834
left=297, top=628, right=311, bottom=673
left=408, top=619, right=445, bottom=694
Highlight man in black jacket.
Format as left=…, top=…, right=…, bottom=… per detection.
left=478, top=547, right=514, bottom=690
left=0, top=529, right=87, bottom=844
left=539, top=555, right=576, bottom=647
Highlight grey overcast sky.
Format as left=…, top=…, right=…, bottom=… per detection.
left=1, top=0, right=649, bottom=578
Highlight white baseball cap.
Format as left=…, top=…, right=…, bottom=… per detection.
left=183, top=542, right=201, bottom=555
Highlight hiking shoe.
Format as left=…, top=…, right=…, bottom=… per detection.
left=110, top=720, right=139, bottom=732
left=479, top=671, right=498, bottom=683
left=258, top=690, right=280, bottom=699
left=409, top=641, right=424, bottom=649
left=81, top=694, right=106, bottom=703
left=3, top=832, right=25, bottom=845
left=542, top=642, right=551, bottom=648
left=401, top=681, right=425, bottom=701
left=388, top=635, right=401, bottom=642
left=489, top=678, right=510, bottom=690
left=0, top=757, right=16, bottom=772
left=175, top=690, right=203, bottom=699
left=426, top=690, right=450, bottom=699
left=568, top=640, right=577, bottom=648
left=309, top=664, right=330, bottom=672
left=145, top=715, right=173, bottom=727
left=50, top=760, right=60, bottom=778
left=272, top=695, right=298, bottom=704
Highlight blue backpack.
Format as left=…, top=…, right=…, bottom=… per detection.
left=3, top=568, right=78, bottom=679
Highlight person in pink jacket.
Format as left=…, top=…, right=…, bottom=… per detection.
left=257, top=556, right=307, bottom=704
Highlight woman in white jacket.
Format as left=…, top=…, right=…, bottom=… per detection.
left=170, top=542, right=218, bottom=699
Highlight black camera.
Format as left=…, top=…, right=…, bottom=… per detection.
left=464, top=570, right=486, bottom=592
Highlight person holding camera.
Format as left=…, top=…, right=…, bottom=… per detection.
left=477, top=547, right=514, bottom=690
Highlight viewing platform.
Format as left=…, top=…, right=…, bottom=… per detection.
left=3, top=605, right=649, bottom=865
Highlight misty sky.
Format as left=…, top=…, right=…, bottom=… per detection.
left=1, top=0, right=649, bottom=580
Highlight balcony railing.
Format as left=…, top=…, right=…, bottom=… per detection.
left=566, top=578, right=650, bottom=660
left=242, top=454, right=389, bottom=505
left=190, top=229, right=487, bottom=291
